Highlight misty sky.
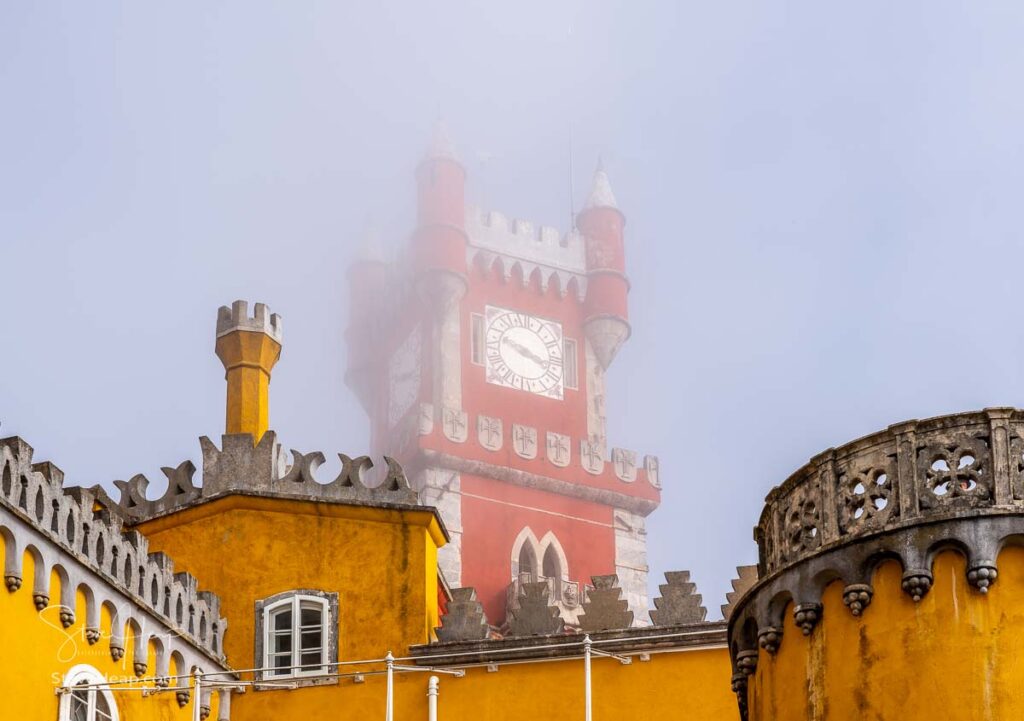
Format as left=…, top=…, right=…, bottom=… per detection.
left=4, top=2, right=1024, bottom=617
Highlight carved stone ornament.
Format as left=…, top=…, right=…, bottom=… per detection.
left=59, top=609, right=75, bottom=629
left=477, top=415, right=503, bottom=452
left=901, top=569, right=933, bottom=602
left=612, top=448, right=637, bottom=482
left=578, top=574, right=633, bottom=632
left=176, top=690, right=191, bottom=708
left=110, top=645, right=125, bottom=662
left=85, top=628, right=101, bottom=645
left=442, top=407, right=468, bottom=443
left=793, top=603, right=821, bottom=635
left=512, top=424, right=538, bottom=460
left=418, top=403, right=434, bottom=436
left=644, top=455, right=661, bottom=488
left=841, top=584, right=873, bottom=616
left=758, top=627, right=782, bottom=654
left=4, top=574, right=21, bottom=592
left=967, top=561, right=998, bottom=593
left=199, top=705, right=211, bottom=720
left=33, top=593, right=49, bottom=611
left=133, top=661, right=147, bottom=678
left=580, top=438, right=605, bottom=475
left=507, top=582, right=563, bottom=636
left=649, top=570, right=707, bottom=625
left=736, top=649, right=758, bottom=676
left=546, top=432, right=571, bottom=468
left=435, top=587, right=490, bottom=642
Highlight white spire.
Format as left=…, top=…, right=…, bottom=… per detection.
left=584, top=157, right=618, bottom=210
left=427, top=118, right=458, bottom=161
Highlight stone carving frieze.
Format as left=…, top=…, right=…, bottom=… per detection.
left=580, top=438, right=604, bottom=475
left=442, top=407, right=469, bottom=443
left=546, top=432, right=571, bottom=468
left=612, top=448, right=637, bottom=482
left=512, top=424, right=538, bottom=460
left=477, top=416, right=503, bottom=452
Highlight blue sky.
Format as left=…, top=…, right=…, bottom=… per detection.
left=3, top=2, right=1024, bottom=615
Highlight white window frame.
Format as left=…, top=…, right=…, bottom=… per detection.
left=563, top=337, right=579, bottom=390
left=261, top=593, right=331, bottom=679
left=58, top=664, right=118, bottom=721
left=470, top=312, right=485, bottom=366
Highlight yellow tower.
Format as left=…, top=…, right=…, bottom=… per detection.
left=214, top=300, right=282, bottom=442
left=729, top=408, right=1024, bottom=720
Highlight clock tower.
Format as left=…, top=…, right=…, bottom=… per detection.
left=345, top=125, right=661, bottom=626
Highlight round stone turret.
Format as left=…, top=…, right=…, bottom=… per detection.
left=729, top=407, right=1024, bottom=720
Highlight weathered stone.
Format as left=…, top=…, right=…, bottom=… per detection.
left=721, top=566, right=758, bottom=620
left=436, top=587, right=489, bottom=642
left=841, top=584, right=873, bottom=616
left=506, top=582, right=562, bottom=636
left=578, top=574, right=633, bottom=632
left=649, top=570, right=707, bottom=625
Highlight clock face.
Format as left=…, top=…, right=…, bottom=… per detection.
left=388, top=327, right=422, bottom=427
left=484, top=305, right=564, bottom=399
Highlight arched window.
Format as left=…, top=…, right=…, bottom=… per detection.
left=518, top=543, right=538, bottom=583
left=255, top=590, right=338, bottom=681
left=542, top=544, right=561, bottom=580
left=59, top=665, right=118, bottom=721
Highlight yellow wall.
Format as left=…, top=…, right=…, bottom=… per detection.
left=0, top=550, right=218, bottom=721
left=137, top=495, right=444, bottom=717
left=750, top=547, right=1024, bottom=720
left=137, top=494, right=736, bottom=720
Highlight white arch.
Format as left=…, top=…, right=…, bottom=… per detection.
left=510, top=527, right=541, bottom=581
left=539, top=531, right=569, bottom=581
left=57, top=664, right=120, bottom=721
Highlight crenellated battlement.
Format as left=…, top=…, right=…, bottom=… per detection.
left=465, top=206, right=588, bottom=283
left=216, top=300, right=282, bottom=342
left=102, top=431, right=420, bottom=521
left=0, top=436, right=227, bottom=666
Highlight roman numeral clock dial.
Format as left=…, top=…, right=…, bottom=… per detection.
left=484, top=305, right=564, bottom=399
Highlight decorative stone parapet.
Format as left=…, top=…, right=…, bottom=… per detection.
left=105, top=431, right=419, bottom=521
left=435, top=587, right=490, bottom=642
left=465, top=206, right=588, bottom=300
left=578, top=574, right=633, bottom=632
left=506, top=574, right=585, bottom=626
left=0, top=436, right=227, bottom=665
left=755, top=408, right=1024, bottom=576
left=729, top=408, right=1024, bottom=719
left=650, top=571, right=708, bottom=625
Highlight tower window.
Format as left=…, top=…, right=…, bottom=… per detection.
left=59, top=666, right=118, bottom=721
left=564, top=338, right=578, bottom=390
left=470, top=313, right=485, bottom=365
left=255, top=590, right=338, bottom=680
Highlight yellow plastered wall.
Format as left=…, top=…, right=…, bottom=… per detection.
left=136, top=495, right=443, bottom=716
left=750, top=547, right=1024, bottom=720
left=137, top=494, right=736, bottom=721
left=0, top=549, right=217, bottom=721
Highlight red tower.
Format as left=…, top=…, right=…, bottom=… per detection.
left=345, top=126, right=661, bottom=626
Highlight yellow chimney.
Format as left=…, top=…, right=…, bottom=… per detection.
left=214, top=300, right=282, bottom=442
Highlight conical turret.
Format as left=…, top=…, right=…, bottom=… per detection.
left=577, top=160, right=630, bottom=369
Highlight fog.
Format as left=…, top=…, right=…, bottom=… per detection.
left=4, top=2, right=1024, bottom=615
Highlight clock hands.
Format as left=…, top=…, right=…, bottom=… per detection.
left=502, top=336, right=547, bottom=368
